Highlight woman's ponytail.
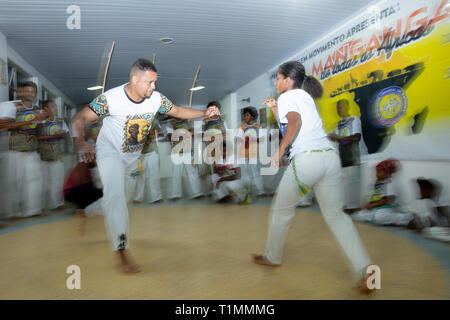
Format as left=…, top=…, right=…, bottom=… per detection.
left=303, top=75, right=323, bottom=99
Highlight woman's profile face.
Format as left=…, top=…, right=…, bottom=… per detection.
left=275, top=72, right=289, bottom=94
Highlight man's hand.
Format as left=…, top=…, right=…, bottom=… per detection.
left=205, top=106, right=220, bottom=119
left=328, top=133, right=339, bottom=142
left=75, top=140, right=96, bottom=163
left=34, top=109, right=50, bottom=122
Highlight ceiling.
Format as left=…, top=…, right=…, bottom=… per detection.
left=0, top=0, right=377, bottom=107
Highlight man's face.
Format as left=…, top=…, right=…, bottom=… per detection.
left=45, top=102, right=58, bottom=117
left=337, top=102, right=348, bottom=117
left=135, top=70, right=157, bottom=99
left=243, top=112, right=253, bottom=124
left=22, top=86, right=37, bottom=103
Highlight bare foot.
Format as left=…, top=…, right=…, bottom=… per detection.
left=355, top=268, right=376, bottom=294
left=251, top=254, right=280, bottom=267
left=117, top=250, right=141, bottom=274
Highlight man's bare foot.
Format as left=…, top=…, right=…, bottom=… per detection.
left=251, top=254, right=280, bottom=267
left=117, top=250, right=141, bottom=274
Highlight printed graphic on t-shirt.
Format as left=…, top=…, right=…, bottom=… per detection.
left=89, top=95, right=110, bottom=117
left=337, top=118, right=354, bottom=145
left=243, top=125, right=259, bottom=144
left=122, top=114, right=154, bottom=153
left=9, top=105, right=40, bottom=152
left=39, top=119, right=66, bottom=161
left=16, top=108, right=39, bottom=134
left=204, top=119, right=225, bottom=135
left=159, top=95, right=173, bottom=114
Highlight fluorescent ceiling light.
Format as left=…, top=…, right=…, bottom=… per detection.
left=159, top=37, right=174, bottom=44
left=87, top=86, right=103, bottom=91
left=190, top=86, right=205, bottom=91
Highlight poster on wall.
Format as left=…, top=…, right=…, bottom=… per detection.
left=289, top=0, right=449, bottom=161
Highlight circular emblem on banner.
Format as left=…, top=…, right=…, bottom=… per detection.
left=371, top=86, right=408, bottom=127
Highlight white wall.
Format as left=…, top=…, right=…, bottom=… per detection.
left=7, top=46, right=77, bottom=108
left=0, top=32, right=9, bottom=101
left=219, top=92, right=237, bottom=129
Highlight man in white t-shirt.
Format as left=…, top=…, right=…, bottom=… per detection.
left=328, top=99, right=367, bottom=212
left=2, top=82, right=49, bottom=218
left=71, top=58, right=220, bottom=274
left=0, top=100, right=18, bottom=219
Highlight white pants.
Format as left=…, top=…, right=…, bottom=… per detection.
left=265, top=150, right=372, bottom=277
left=41, top=160, right=65, bottom=210
left=134, top=152, right=162, bottom=203
left=239, top=158, right=265, bottom=196
left=170, top=163, right=202, bottom=199
left=4, top=151, right=43, bottom=217
left=342, top=165, right=361, bottom=209
left=212, top=177, right=247, bottom=203
left=351, top=208, right=414, bottom=226
left=97, top=155, right=138, bottom=251
left=0, top=151, right=9, bottom=218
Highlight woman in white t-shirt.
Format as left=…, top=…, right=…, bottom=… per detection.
left=252, top=61, right=373, bottom=292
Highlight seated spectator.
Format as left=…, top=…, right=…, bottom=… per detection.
left=350, top=159, right=414, bottom=226
left=406, top=178, right=449, bottom=230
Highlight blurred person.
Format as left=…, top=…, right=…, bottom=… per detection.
left=252, top=61, right=373, bottom=292
left=37, top=100, right=69, bottom=210
left=63, top=161, right=103, bottom=234
left=3, top=81, right=49, bottom=218
left=71, top=58, right=220, bottom=274
left=85, top=119, right=103, bottom=188
left=0, top=100, right=18, bottom=219
left=168, top=118, right=203, bottom=200
left=328, top=99, right=367, bottom=213
left=406, top=178, right=449, bottom=230
left=134, top=125, right=163, bottom=204
left=211, top=143, right=247, bottom=204
left=351, top=159, right=414, bottom=226
left=237, top=106, right=266, bottom=204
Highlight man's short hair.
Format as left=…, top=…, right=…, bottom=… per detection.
left=20, top=81, right=38, bottom=91
left=206, top=101, right=221, bottom=111
left=131, top=59, right=157, bottom=74
left=337, top=99, right=349, bottom=108
left=42, top=100, right=54, bottom=107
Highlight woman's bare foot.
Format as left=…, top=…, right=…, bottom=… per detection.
left=117, top=250, right=141, bottom=274
left=251, top=254, right=280, bottom=267
left=355, top=266, right=377, bottom=294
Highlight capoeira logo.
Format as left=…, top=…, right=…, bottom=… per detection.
left=371, top=86, right=408, bottom=127
left=16, top=109, right=38, bottom=134
left=122, top=114, right=154, bottom=153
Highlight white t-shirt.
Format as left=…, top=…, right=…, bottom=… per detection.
left=88, top=84, right=173, bottom=164
left=0, top=101, right=18, bottom=152
left=277, top=89, right=333, bottom=156
left=335, top=115, right=368, bottom=155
